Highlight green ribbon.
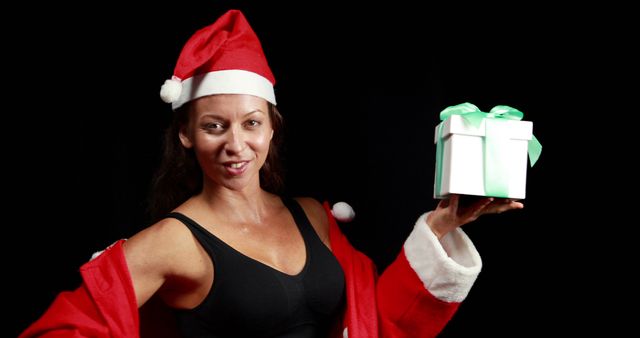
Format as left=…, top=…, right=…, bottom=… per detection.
left=435, top=102, right=542, bottom=198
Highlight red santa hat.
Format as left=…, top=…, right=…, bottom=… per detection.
left=160, top=9, right=276, bottom=110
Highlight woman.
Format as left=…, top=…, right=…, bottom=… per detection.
left=20, top=9, right=523, bottom=338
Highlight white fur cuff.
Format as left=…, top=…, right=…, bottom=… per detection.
left=403, top=212, right=482, bottom=302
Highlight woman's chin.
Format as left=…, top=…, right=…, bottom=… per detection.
left=218, top=177, right=257, bottom=192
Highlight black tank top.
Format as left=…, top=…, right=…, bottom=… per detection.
left=166, top=198, right=345, bottom=338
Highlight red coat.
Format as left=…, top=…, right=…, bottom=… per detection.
left=20, top=202, right=482, bottom=337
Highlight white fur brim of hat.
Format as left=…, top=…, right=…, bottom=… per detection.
left=160, top=70, right=276, bottom=110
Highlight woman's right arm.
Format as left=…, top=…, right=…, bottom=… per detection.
left=19, top=219, right=191, bottom=338
left=123, top=218, right=190, bottom=308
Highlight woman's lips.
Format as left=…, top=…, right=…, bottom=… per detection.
left=223, top=161, right=249, bottom=176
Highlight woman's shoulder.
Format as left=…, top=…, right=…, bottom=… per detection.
left=123, top=216, right=200, bottom=274
left=293, top=197, right=330, bottom=246
left=127, top=217, right=194, bottom=249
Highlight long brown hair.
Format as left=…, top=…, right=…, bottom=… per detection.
left=147, top=102, right=284, bottom=221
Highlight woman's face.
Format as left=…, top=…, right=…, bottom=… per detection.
left=180, top=94, right=273, bottom=192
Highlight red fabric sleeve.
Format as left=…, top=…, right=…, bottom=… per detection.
left=19, top=285, right=110, bottom=338
left=377, top=249, right=460, bottom=338
left=19, top=240, right=139, bottom=338
left=324, top=202, right=461, bottom=338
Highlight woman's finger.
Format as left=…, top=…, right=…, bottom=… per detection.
left=449, top=194, right=460, bottom=210
left=456, top=197, right=493, bottom=220
left=487, top=201, right=524, bottom=214
left=470, top=197, right=494, bottom=215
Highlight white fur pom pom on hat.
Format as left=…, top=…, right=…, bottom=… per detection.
left=160, top=76, right=183, bottom=103
left=332, top=202, right=355, bottom=222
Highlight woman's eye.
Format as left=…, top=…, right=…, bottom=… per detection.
left=205, top=123, right=223, bottom=130
left=246, top=120, right=261, bottom=127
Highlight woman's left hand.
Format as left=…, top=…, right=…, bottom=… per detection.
left=426, top=194, right=524, bottom=239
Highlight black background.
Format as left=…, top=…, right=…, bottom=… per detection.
left=7, top=1, right=632, bottom=337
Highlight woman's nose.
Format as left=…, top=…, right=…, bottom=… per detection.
left=224, top=127, right=245, bottom=154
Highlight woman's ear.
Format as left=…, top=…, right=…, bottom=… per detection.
left=270, top=128, right=274, bottom=141
left=179, top=126, right=193, bottom=148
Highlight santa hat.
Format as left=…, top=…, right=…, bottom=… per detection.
left=160, top=10, right=276, bottom=110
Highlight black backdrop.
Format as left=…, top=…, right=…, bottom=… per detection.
left=8, top=1, right=630, bottom=336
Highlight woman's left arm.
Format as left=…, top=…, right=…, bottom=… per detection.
left=376, top=194, right=523, bottom=338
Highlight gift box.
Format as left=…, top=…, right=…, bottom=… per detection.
left=433, top=103, right=542, bottom=199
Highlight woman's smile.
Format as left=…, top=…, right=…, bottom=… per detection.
left=223, top=160, right=251, bottom=176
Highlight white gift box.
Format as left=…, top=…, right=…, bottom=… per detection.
left=433, top=114, right=533, bottom=199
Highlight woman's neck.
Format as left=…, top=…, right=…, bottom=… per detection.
left=195, top=183, right=277, bottom=226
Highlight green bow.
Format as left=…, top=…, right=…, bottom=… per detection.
left=435, top=102, right=542, bottom=198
